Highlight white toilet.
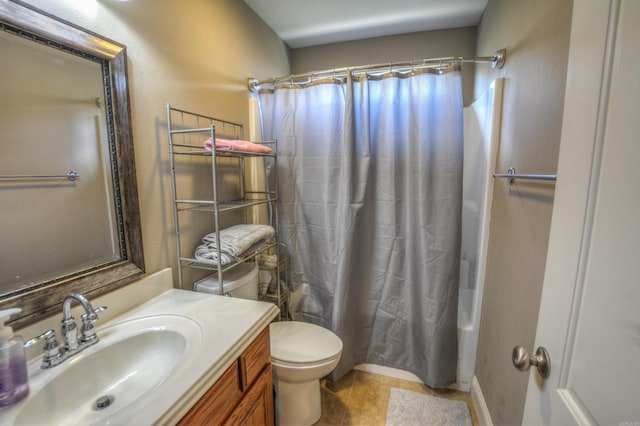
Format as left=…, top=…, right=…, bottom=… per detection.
left=194, top=263, right=343, bottom=425
left=269, top=321, right=343, bottom=426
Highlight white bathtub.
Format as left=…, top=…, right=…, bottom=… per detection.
left=454, top=78, right=503, bottom=392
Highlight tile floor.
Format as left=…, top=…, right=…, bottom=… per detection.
left=315, top=369, right=479, bottom=425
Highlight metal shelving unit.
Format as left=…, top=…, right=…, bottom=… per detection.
left=166, top=104, right=286, bottom=317
left=257, top=243, right=289, bottom=319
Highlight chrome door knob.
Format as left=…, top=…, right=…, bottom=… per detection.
left=512, top=345, right=551, bottom=379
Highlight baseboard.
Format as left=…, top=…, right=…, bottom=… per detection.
left=471, top=375, right=493, bottom=426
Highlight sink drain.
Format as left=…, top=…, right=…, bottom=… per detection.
left=93, top=395, right=115, bottom=411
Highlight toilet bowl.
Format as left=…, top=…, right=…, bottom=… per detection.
left=270, top=321, right=343, bottom=426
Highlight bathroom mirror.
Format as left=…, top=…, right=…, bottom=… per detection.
left=0, top=1, right=144, bottom=327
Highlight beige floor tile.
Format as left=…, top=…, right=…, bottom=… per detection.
left=314, top=369, right=479, bottom=426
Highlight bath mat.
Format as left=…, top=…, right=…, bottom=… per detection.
left=386, top=388, right=472, bottom=426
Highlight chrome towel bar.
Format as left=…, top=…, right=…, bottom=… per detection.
left=493, top=167, right=557, bottom=184
left=0, top=170, right=80, bottom=181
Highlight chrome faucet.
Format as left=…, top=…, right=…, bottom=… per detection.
left=24, top=293, right=107, bottom=368
left=61, top=293, right=104, bottom=351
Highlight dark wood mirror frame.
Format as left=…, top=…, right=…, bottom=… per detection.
left=0, top=0, right=144, bottom=328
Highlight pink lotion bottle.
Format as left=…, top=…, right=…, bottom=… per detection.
left=0, top=308, right=29, bottom=410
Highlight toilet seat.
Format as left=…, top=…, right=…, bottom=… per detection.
left=270, top=321, right=343, bottom=365
left=271, top=354, right=340, bottom=369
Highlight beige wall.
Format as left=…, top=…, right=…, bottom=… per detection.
left=19, top=0, right=290, bottom=285
left=291, top=28, right=477, bottom=106
left=473, top=0, right=572, bottom=424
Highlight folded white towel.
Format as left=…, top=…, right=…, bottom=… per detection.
left=194, top=224, right=275, bottom=265
left=194, top=246, right=236, bottom=265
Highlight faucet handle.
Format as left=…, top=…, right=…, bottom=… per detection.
left=24, top=329, right=57, bottom=348
left=81, top=305, right=107, bottom=323
left=24, top=329, right=64, bottom=368
left=80, top=305, right=107, bottom=344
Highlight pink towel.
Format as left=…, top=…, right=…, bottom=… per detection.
left=204, top=138, right=272, bottom=154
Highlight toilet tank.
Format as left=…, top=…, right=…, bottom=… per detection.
left=193, top=262, right=259, bottom=300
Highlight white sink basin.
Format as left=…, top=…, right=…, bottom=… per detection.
left=13, top=314, right=201, bottom=426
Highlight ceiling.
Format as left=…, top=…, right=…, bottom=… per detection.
left=243, top=0, right=488, bottom=49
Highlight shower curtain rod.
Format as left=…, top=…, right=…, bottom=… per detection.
left=249, top=49, right=506, bottom=92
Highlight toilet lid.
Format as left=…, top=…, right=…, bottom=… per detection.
left=270, top=321, right=343, bottom=364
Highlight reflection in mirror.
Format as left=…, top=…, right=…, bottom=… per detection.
left=0, top=0, right=144, bottom=328
left=0, top=30, right=121, bottom=292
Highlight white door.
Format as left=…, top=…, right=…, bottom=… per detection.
left=522, top=0, right=640, bottom=424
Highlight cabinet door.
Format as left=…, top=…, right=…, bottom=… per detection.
left=239, top=327, right=271, bottom=390
left=224, top=365, right=274, bottom=426
left=177, top=360, right=242, bottom=425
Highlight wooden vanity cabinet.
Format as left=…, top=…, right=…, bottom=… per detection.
left=178, top=327, right=273, bottom=425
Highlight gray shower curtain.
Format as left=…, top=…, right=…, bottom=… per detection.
left=259, top=68, right=462, bottom=388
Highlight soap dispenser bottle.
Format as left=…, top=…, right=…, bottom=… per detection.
left=0, top=308, right=29, bottom=409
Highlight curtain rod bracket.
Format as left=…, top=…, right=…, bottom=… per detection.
left=248, top=77, right=259, bottom=92
left=492, top=49, right=506, bottom=69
